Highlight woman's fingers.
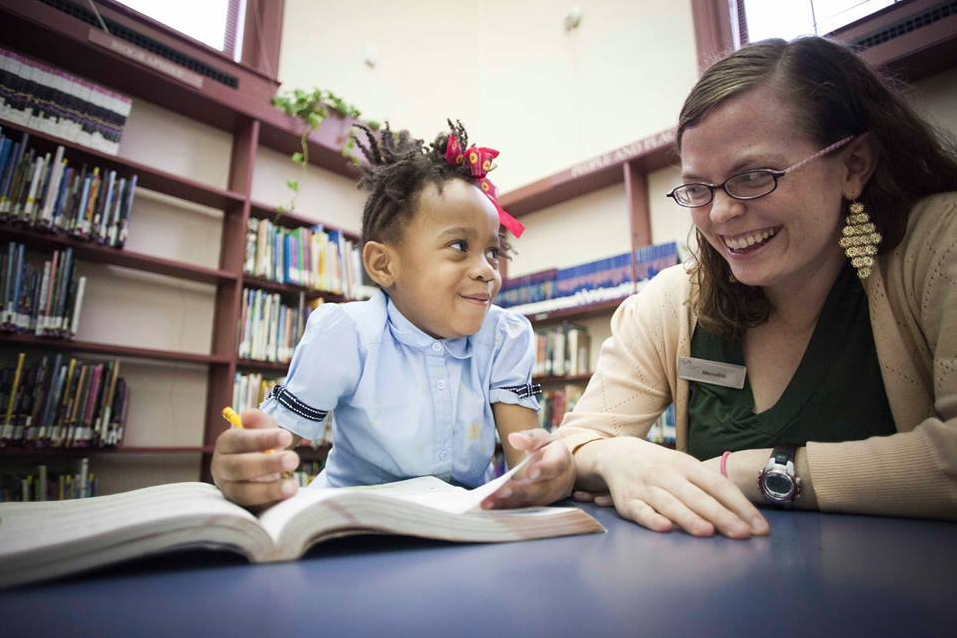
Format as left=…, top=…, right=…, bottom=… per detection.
left=689, top=468, right=769, bottom=535
left=637, top=484, right=716, bottom=537
left=616, top=497, right=673, bottom=533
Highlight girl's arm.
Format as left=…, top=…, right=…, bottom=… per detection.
left=492, top=402, right=539, bottom=470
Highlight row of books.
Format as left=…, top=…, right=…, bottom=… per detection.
left=293, top=460, right=325, bottom=488
left=0, top=459, right=95, bottom=502
left=233, top=371, right=283, bottom=413
left=0, top=129, right=137, bottom=246
left=537, top=384, right=585, bottom=431
left=238, top=288, right=317, bottom=363
left=533, top=323, right=591, bottom=378
left=499, top=241, right=679, bottom=315
left=1, top=243, right=86, bottom=338
left=245, top=217, right=363, bottom=298
left=0, top=46, right=132, bottom=155
left=0, top=353, right=128, bottom=449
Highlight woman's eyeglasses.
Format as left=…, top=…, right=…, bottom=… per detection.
left=666, top=136, right=854, bottom=208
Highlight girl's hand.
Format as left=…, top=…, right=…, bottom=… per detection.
left=211, top=409, right=301, bottom=508
left=585, top=437, right=769, bottom=539
left=480, top=429, right=575, bottom=509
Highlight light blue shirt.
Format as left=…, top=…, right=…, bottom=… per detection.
left=259, top=290, right=539, bottom=488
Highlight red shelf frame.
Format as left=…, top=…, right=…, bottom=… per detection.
left=0, top=224, right=238, bottom=286
left=523, top=297, right=629, bottom=324
left=236, top=358, right=289, bottom=373
left=535, top=373, right=592, bottom=386
left=243, top=275, right=345, bottom=301
left=0, top=445, right=214, bottom=455
left=0, top=333, right=230, bottom=365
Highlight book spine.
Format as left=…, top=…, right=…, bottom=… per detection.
left=3, top=352, right=26, bottom=432
left=69, top=275, right=86, bottom=338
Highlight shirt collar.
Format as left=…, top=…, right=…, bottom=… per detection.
left=384, top=292, right=473, bottom=359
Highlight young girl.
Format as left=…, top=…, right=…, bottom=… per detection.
left=212, top=121, right=573, bottom=507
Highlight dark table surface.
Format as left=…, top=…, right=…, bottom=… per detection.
left=2, top=502, right=956, bottom=637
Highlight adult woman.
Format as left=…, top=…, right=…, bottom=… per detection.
left=490, top=36, right=957, bottom=537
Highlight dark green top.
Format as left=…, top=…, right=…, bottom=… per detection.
left=687, top=263, right=897, bottom=461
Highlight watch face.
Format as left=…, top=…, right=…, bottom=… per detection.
left=764, top=472, right=793, bottom=498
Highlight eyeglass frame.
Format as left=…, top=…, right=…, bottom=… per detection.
left=665, top=135, right=855, bottom=208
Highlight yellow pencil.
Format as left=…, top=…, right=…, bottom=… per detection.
left=221, top=406, right=244, bottom=429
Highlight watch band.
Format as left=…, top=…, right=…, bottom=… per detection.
left=770, top=444, right=797, bottom=466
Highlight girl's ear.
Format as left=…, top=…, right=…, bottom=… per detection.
left=362, top=241, right=398, bottom=288
left=842, top=132, right=879, bottom=200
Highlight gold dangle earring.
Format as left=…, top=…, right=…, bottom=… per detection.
left=838, top=201, right=881, bottom=279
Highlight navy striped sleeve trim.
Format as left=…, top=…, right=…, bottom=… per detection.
left=267, top=385, right=329, bottom=422
left=497, top=383, right=542, bottom=399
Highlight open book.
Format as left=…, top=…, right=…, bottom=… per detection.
left=0, top=467, right=603, bottom=588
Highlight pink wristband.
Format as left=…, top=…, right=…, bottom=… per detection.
left=720, top=451, right=732, bottom=477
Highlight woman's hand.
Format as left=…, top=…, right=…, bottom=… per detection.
left=481, top=429, right=575, bottom=509
left=211, top=409, right=301, bottom=508
left=580, top=437, right=769, bottom=539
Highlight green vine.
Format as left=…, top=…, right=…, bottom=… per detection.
left=271, top=87, right=364, bottom=215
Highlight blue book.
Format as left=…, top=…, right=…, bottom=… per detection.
left=52, top=166, right=72, bottom=230
left=4, top=132, right=30, bottom=196
left=0, top=137, right=12, bottom=192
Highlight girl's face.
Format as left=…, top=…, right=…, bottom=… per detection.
left=680, top=85, right=850, bottom=298
left=385, top=179, right=503, bottom=339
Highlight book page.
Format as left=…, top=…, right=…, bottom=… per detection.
left=257, top=456, right=533, bottom=541
left=449, top=455, right=531, bottom=513
left=0, top=482, right=256, bottom=557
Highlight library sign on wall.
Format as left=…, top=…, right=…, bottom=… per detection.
left=569, top=129, right=676, bottom=179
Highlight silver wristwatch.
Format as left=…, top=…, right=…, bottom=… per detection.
left=758, top=444, right=802, bottom=507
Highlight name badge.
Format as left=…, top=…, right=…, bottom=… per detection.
left=677, top=356, right=747, bottom=389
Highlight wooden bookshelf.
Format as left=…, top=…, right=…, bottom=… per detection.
left=0, top=225, right=238, bottom=286
left=0, top=115, right=246, bottom=210
left=249, top=201, right=361, bottom=239
left=243, top=275, right=344, bottom=302
left=236, top=358, right=289, bottom=373
left=0, top=333, right=231, bottom=366
left=523, top=297, right=630, bottom=325
left=296, top=443, right=331, bottom=460
left=535, top=373, right=592, bottom=386
left=0, top=2, right=364, bottom=484
left=0, top=446, right=214, bottom=456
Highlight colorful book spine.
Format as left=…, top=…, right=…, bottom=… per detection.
left=0, top=129, right=138, bottom=247
left=0, top=46, right=131, bottom=155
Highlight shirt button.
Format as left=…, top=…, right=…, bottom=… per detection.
left=436, top=380, right=446, bottom=390
left=439, top=450, right=450, bottom=461
left=431, top=342, right=442, bottom=352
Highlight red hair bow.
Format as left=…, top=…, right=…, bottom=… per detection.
left=445, top=134, right=525, bottom=238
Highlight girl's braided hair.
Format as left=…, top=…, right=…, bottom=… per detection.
left=353, top=119, right=510, bottom=253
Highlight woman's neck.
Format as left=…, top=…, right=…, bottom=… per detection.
left=762, top=251, right=846, bottom=332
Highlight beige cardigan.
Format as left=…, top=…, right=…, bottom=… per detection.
left=558, top=192, right=957, bottom=520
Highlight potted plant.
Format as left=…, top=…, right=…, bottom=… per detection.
left=271, top=87, right=379, bottom=214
